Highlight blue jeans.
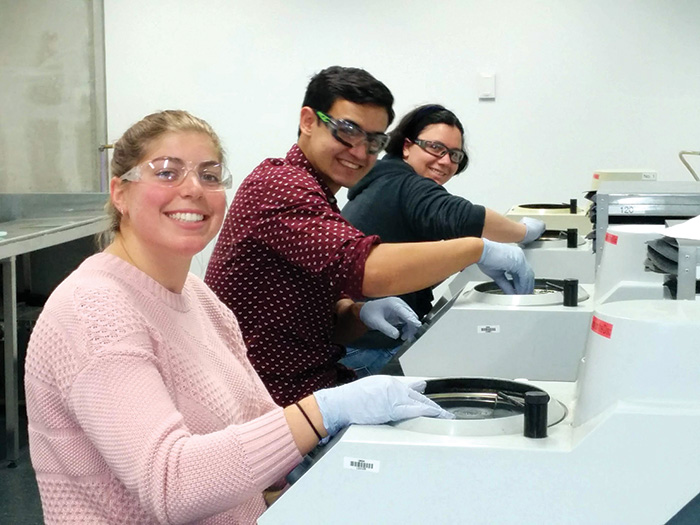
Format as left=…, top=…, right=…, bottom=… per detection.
left=339, top=345, right=401, bottom=378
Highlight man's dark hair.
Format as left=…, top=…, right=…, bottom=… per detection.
left=302, top=66, right=395, bottom=126
left=385, top=104, right=469, bottom=173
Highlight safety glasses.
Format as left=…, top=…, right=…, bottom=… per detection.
left=411, top=139, right=466, bottom=165
left=315, top=110, right=389, bottom=155
left=120, top=156, right=232, bottom=192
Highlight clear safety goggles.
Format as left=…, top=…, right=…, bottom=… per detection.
left=120, top=156, right=232, bottom=192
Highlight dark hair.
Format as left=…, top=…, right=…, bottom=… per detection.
left=302, top=66, right=395, bottom=126
left=385, top=104, right=469, bottom=174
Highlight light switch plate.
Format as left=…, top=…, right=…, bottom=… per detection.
left=478, top=73, right=496, bottom=100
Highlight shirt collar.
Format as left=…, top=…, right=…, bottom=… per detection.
left=286, top=144, right=337, bottom=206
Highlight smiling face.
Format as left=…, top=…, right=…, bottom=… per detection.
left=111, top=131, right=227, bottom=262
left=298, top=98, right=389, bottom=193
left=403, top=123, right=463, bottom=185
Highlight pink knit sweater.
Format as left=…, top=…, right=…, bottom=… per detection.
left=25, top=253, right=302, bottom=524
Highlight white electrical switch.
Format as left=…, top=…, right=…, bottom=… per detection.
left=478, top=74, right=496, bottom=100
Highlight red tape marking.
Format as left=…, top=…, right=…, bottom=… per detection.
left=591, top=316, right=613, bottom=339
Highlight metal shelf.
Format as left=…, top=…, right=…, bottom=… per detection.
left=595, top=181, right=700, bottom=266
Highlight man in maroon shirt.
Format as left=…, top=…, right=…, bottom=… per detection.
left=205, top=66, right=534, bottom=406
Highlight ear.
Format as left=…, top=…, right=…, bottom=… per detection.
left=402, top=138, right=412, bottom=160
left=110, top=176, right=127, bottom=216
left=299, top=106, right=317, bottom=138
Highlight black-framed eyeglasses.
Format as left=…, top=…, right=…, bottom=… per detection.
left=411, top=139, right=466, bottom=164
left=315, top=110, right=389, bottom=155
left=120, top=156, right=232, bottom=192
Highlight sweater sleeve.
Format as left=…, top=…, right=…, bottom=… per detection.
left=69, top=334, right=301, bottom=524
left=400, top=173, right=486, bottom=240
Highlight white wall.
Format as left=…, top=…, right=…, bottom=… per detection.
left=104, top=0, right=700, bottom=276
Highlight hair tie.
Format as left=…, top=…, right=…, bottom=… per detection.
left=295, top=402, right=323, bottom=441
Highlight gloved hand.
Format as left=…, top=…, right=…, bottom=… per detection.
left=359, top=297, right=421, bottom=342
left=477, top=238, right=535, bottom=295
left=519, top=217, right=546, bottom=245
left=315, top=375, right=454, bottom=437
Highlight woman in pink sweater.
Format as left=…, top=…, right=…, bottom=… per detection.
left=24, top=110, right=451, bottom=524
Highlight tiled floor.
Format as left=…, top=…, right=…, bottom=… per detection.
left=0, top=415, right=43, bottom=525
left=0, top=450, right=43, bottom=524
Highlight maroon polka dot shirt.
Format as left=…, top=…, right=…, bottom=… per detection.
left=205, top=145, right=380, bottom=406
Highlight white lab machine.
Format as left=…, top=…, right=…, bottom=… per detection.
left=593, top=180, right=700, bottom=267
left=398, top=278, right=595, bottom=381
left=594, top=223, right=668, bottom=304
left=505, top=169, right=658, bottom=237
left=398, top=215, right=694, bottom=383
left=260, top=299, right=700, bottom=525
left=505, top=199, right=593, bottom=234
left=520, top=229, right=596, bottom=283
left=433, top=229, right=595, bottom=291
left=589, top=168, right=657, bottom=190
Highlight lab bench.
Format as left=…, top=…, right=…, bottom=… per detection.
left=1, top=193, right=109, bottom=466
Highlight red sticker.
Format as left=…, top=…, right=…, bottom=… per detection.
left=591, top=316, right=613, bottom=339
left=593, top=173, right=600, bottom=179
left=605, top=232, right=619, bottom=245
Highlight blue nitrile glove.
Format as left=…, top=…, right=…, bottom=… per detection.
left=315, top=376, right=454, bottom=437
left=477, top=238, right=535, bottom=295
left=519, top=217, right=547, bottom=245
left=359, top=297, right=421, bottom=342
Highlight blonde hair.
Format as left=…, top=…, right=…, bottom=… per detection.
left=101, top=110, right=225, bottom=247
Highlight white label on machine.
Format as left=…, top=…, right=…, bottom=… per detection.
left=609, top=205, right=639, bottom=215
left=344, top=457, right=380, bottom=473
left=477, top=325, right=500, bottom=334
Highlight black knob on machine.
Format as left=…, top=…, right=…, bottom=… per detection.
left=524, top=390, right=550, bottom=439
left=569, top=198, right=577, bottom=214
left=563, top=278, right=579, bottom=307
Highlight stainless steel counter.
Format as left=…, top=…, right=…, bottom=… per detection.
left=0, top=193, right=109, bottom=258
left=1, top=193, right=109, bottom=465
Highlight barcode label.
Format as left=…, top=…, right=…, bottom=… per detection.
left=344, top=457, right=380, bottom=473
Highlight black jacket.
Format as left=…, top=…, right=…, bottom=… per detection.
left=343, top=156, right=485, bottom=321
